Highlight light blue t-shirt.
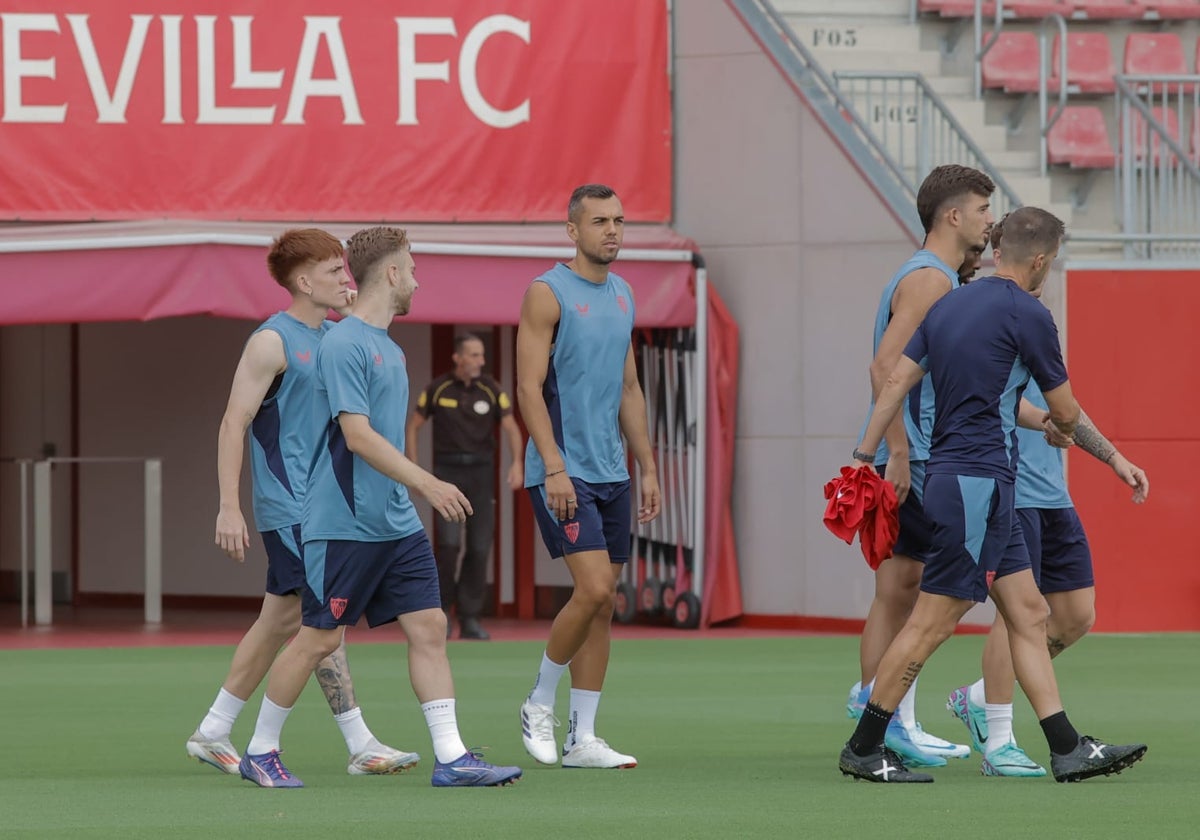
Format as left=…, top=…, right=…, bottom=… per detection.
left=248, top=312, right=332, bottom=532
left=862, top=249, right=959, bottom=466
left=1015, top=379, right=1073, bottom=509
left=301, top=316, right=423, bottom=542
left=524, top=263, right=636, bottom=486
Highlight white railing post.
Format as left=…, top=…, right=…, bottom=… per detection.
left=144, top=459, right=163, bottom=624
left=19, top=460, right=30, bottom=628
left=33, top=460, right=53, bottom=625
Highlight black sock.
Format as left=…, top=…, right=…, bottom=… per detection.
left=849, top=702, right=892, bottom=756
left=1039, top=711, right=1080, bottom=755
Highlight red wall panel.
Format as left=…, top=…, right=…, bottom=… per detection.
left=1067, top=269, right=1200, bottom=631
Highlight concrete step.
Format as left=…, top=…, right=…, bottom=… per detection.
left=773, top=0, right=912, bottom=20
left=812, top=48, right=942, bottom=77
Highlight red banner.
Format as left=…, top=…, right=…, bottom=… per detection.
left=0, top=1, right=671, bottom=221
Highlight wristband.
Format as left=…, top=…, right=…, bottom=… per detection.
left=545, top=468, right=566, bottom=478
left=852, top=448, right=876, bottom=463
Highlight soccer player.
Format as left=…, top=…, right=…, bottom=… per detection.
left=946, top=222, right=1150, bottom=777
left=236, top=226, right=522, bottom=789
left=839, top=207, right=1147, bottom=783
left=847, top=165, right=996, bottom=767
left=187, top=228, right=417, bottom=777
left=516, top=184, right=660, bottom=769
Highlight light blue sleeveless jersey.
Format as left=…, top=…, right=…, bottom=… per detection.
left=248, top=312, right=332, bottom=532
left=524, top=263, right=636, bottom=486
left=862, top=250, right=959, bottom=466
left=1015, top=379, right=1073, bottom=509
left=301, top=317, right=423, bottom=542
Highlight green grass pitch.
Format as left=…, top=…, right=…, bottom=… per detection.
left=2, top=633, right=1197, bottom=839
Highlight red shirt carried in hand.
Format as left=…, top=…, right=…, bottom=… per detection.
left=823, top=465, right=899, bottom=570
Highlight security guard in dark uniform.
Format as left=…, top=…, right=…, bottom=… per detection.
left=406, top=334, right=524, bottom=640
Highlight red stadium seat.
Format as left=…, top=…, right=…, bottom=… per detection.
left=1127, top=106, right=1182, bottom=164
left=1047, top=106, right=1117, bottom=167
left=1071, top=1, right=1148, bottom=17
left=920, top=0, right=1070, bottom=17
left=1124, top=32, right=1188, bottom=74
left=1050, top=33, right=1117, bottom=94
left=982, top=32, right=1042, bottom=92
left=1145, top=0, right=1200, bottom=19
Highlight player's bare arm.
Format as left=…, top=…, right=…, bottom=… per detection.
left=1040, top=380, right=1080, bottom=436
left=215, top=329, right=287, bottom=562
left=1074, top=409, right=1149, bottom=503
left=337, top=412, right=471, bottom=522
left=500, top=414, right=525, bottom=490
left=618, top=344, right=661, bottom=524
left=870, top=268, right=953, bottom=501
left=516, top=281, right=576, bottom=521
left=856, top=356, right=927, bottom=466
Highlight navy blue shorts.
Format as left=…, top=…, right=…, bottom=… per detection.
left=1016, top=506, right=1094, bottom=595
left=879, top=461, right=935, bottom=564
left=261, top=525, right=305, bottom=597
left=921, top=473, right=1031, bottom=603
left=529, top=478, right=631, bottom=562
left=300, top=532, right=442, bottom=629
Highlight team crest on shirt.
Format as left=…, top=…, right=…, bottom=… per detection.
left=295, top=350, right=312, bottom=364
left=373, top=354, right=383, bottom=366
left=575, top=303, right=590, bottom=315
left=330, top=597, right=348, bottom=619
left=616, top=295, right=628, bottom=314
left=564, top=522, right=580, bottom=543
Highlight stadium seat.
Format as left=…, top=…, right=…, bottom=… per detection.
left=1144, top=0, right=1200, bottom=19
left=1192, top=111, right=1200, bottom=162
left=1124, top=32, right=1188, bottom=74
left=1127, top=106, right=1182, bottom=164
left=1050, top=32, right=1118, bottom=93
left=920, top=0, right=1070, bottom=17
left=1070, top=1, right=1149, bottom=17
left=1047, top=106, right=1117, bottom=168
left=982, top=32, right=1042, bottom=92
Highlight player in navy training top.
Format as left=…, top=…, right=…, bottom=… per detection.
left=188, top=229, right=415, bottom=778
left=840, top=207, right=1147, bottom=784
left=516, top=185, right=661, bottom=770
left=946, top=222, right=1150, bottom=778
left=238, top=227, right=521, bottom=790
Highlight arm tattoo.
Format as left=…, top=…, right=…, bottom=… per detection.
left=315, top=644, right=357, bottom=714
left=1073, top=410, right=1117, bottom=465
left=900, top=661, right=924, bottom=690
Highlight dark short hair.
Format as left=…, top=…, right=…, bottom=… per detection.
left=998, top=207, right=1065, bottom=263
left=266, top=229, right=343, bottom=290
left=568, top=184, right=617, bottom=223
left=990, top=213, right=1009, bottom=250
left=916, top=165, right=996, bottom=234
left=454, top=333, right=484, bottom=354
left=345, top=226, right=410, bottom=287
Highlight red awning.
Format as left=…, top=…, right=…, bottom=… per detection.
left=0, top=220, right=698, bottom=326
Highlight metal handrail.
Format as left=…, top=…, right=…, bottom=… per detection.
left=973, top=0, right=1009, bottom=99
left=1038, top=14, right=1070, bottom=175
left=833, top=70, right=1024, bottom=215
left=728, top=0, right=923, bottom=241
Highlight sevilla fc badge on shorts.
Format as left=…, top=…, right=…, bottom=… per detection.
left=330, top=597, right=348, bottom=619
left=564, top=522, right=580, bottom=543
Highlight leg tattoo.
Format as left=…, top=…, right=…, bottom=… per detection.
left=1047, top=636, right=1067, bottom=658
left=315, top=644, right=357, bottom=714
left=900, top=661, right=924, bottom=690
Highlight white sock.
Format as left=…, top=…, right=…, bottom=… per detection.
left=968, top=678, right=987, bottom=708
left=565, top=689, right=601, bottom=751
left=421, top=698, right=468, bottom=764
left=246, top=697, right=292, bottom=755
left=527, top=652, right=569, bottom=708
left=984, top=703, right=1015, bottom=755
left=334, top=707, right=375, bottom=755
left=897, top=678, right=918, bottom=729
left=197, top=688, right=244, bottom=740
